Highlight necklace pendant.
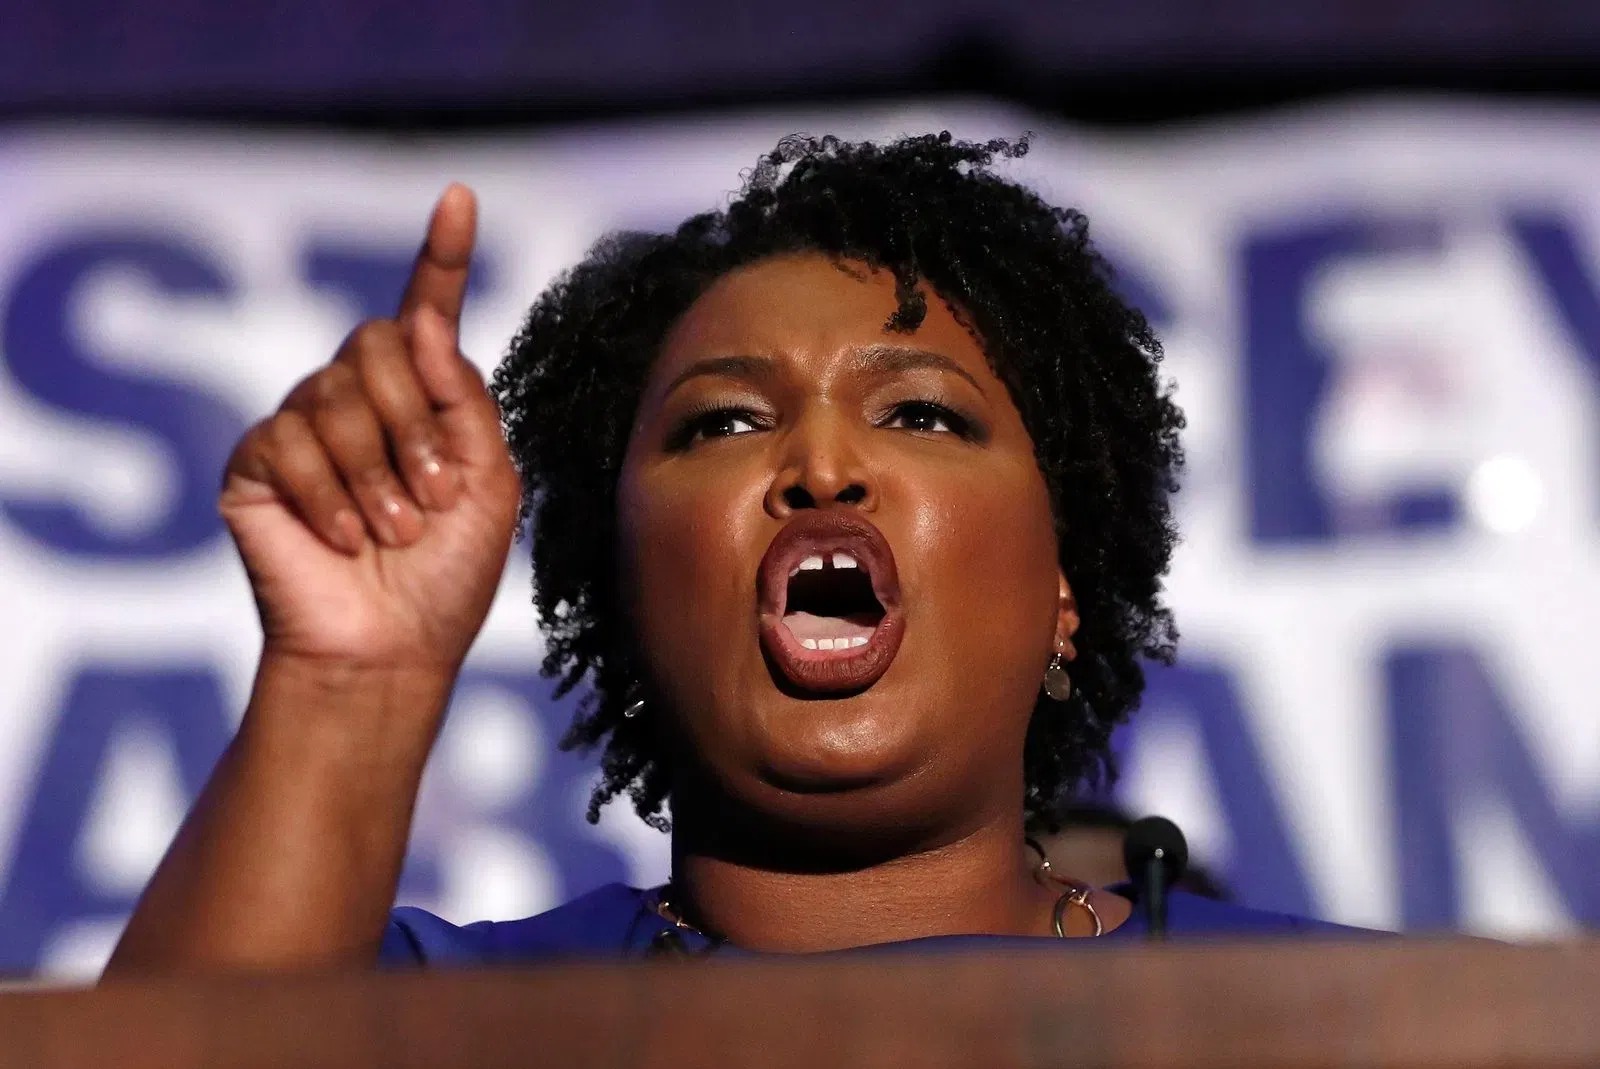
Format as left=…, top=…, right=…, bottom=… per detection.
left=1052, top=884, right=1104, bottom=938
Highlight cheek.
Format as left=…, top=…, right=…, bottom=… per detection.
left=617, top=457, right=768, bottom=671
left=905, top=458, right=1059, bottom=682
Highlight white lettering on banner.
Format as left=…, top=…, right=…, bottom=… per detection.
left=0, top=102, right=1596, bottom=978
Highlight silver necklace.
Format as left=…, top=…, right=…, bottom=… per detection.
left=653, top=843, right=1104, bottom=944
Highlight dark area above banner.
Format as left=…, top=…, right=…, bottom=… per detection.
left=4, top=0, right=1600, bottom=122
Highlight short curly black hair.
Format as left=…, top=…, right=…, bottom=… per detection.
left=493, top=132, right=1183, bottom=832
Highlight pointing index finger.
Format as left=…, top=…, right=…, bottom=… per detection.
left=398, top=183, right=478, bottom=337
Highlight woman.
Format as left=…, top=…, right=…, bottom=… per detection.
left=107, top=134, right=1344, bottom=973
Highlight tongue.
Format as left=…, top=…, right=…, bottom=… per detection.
left=782, top=610, right=879, bottom=644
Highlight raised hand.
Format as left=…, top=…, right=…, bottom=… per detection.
left=104, top=186, right=524, bottom=976
left=220, top=185, right=521, bottom=671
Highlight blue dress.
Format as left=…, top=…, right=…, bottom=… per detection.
left=380, top=883, right=1362, bottom=966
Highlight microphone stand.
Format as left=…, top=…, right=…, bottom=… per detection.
left=1124, top=816, right=1188, bottom=940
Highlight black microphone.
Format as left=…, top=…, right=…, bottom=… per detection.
left=1123, top=815, right=1188, bottom=939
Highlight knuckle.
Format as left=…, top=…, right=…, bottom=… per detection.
left=223, top=420, right=273, bottom=483
left=264, top=409, right=313, bottom=451
left=268, top=428, right=327, bottom=485
left=235, top=418, right=272, bottom=454
left=281, top=372, right=319, bottom=412
left=344, top=318, right=402, bottom=361
left=308, top=396, right=379, bottom=455
left=308, top=363, right=358, bottom=408
left=357, top=351, right=429, bottom=419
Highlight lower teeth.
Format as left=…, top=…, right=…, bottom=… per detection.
left=801, top=637, right=869, bottom=651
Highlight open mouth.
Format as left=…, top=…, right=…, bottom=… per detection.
left=783, top=552, right=884, bottom=650
left=756, top=512, right=906, bottom=694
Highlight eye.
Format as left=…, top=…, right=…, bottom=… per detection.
left=669, top=406, right=767, bottom=449
left=882, top=400, right=972, bottom=437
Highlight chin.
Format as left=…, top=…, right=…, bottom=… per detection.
left=746, top=772, right=960, bottom=864
left=732, top=726, right=950, bottom=849
left=666, top=651, right=996, bottom=858
left=747, top=687, right=924, bottom=791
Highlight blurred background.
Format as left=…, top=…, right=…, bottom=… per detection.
left=1, top=0, right=1597, bottom=981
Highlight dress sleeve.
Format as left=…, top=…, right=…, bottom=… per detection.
left=379, top=906, right=499, bottom=967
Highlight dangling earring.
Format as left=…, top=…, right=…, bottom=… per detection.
left=622, top=684, right=646, bottom=719
left=1042, top=648, right=1072, bottom=702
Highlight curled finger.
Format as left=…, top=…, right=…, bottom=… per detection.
left=239, top=413, right=366, bottom=555
left=301, top=365, right=426, bottom=547
left=342, top=320, right=460, bottom=511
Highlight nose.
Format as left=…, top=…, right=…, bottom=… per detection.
left=763, top=413, right=876, bottom=518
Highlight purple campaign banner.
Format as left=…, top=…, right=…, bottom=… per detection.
left=0, top=99, right=1596, bottom=978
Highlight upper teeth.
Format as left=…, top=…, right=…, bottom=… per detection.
left=790, top=552, right=860, bottom=576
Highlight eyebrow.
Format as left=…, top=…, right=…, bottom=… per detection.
left=663, top=354, right=778, bottom=397
left=662, top=344, right=986, bottom=398
left=850, top=344, right=986, bottom=396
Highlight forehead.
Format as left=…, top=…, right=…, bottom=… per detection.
left=655, top=254, right=991, bottom=376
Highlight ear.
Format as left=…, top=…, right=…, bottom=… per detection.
left=1054, top=570, right=1080, bottom=661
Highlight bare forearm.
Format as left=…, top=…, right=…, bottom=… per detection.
left=104, top=656, right=453, bottom=977
left=108, top=184, right=509, bottom=977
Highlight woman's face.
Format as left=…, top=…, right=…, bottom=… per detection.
left=618, top=254, right=1074, bottom=846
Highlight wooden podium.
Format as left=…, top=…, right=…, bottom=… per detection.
left=2, top=938, right=1596, bottom=1068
